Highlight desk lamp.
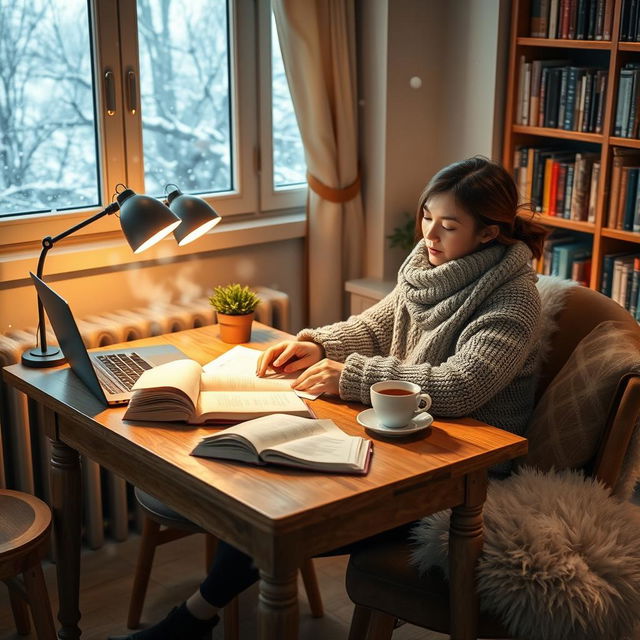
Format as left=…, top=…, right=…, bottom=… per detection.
left=165, top=186, right=221, bottom=246
left=22, top=187, right=181, bottom=368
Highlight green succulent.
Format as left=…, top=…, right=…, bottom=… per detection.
left=209, top=284, right=261, bottom=315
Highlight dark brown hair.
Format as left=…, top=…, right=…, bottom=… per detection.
left=415, top=156, right=547, bottom=259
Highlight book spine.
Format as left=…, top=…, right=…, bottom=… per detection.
left=522, top=63, right=532, bottom=125
left=576, top=0, right=588, bottom=37
left=601, top=254, right=615, bottom=295
left=582, top=71, right=594, bottom=132
left=615, top=69, right=631, bottom=136
left=564, top=67, right=579, bottom=129
left=564, top=163, right=575, bottom=217
left=603, top=0, right=613, bottom=39
left=539, top=67, right=549, bottom=126
left=617, top=166, right=631, bottom=229
left=557, top=67, right=569, bottom=126
left=595, top=70, right=607, bottom=133
left=556, top=162, right=568, bottom=215
left=612, top=258, right=623, bottom=303
left=594, top=0, right=605, bottom=38
left=608, top=157, right=623, bottom=227
left=546, top=68, right=561, bottom=127
left=549, top=160, right=560, bottom=215
left=543, top=157, right=554, bottom=213
left=587, top=0, right=598, bottom=37
left=531, top=0, right=545, bottom=36
left=634, top=180, right=640, bottom=232
left=549, top=0, right=560, bottom=36
left=516, top=55, right=526, bottom=125
left=532, top=148, right=545, bottom=211
left=587, top=161, right=600, bottom=223
left=629, top=257, right=640, bottom=316
left=530, top=60, right=542, bottom=126
left=621, top=0, right=632, bottom=40
left=569, top=0, right=578, bottom=37
left=624, top=167, right=639, bottom=230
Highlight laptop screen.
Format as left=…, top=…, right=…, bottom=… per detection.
left=30, top=272, right=108, bottom=404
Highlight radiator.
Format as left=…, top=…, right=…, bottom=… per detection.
left=0, top=286, right=289, bottom=549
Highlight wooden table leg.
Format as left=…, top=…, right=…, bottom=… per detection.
left=257, top=568, right=299, bottom=640
left=51, top=438, right=82, bottom=640
left=449, top=470, right=488, bottom=640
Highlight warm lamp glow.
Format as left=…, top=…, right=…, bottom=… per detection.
left=166, top=187, right=222, bottom=246
left=177, top=216, right=221, bottom=246
left=133, top=220, right=181, bottom=253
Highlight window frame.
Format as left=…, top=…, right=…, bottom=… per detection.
left=0, top=0, right=305, bottom=258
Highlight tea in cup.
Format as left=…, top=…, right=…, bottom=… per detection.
left=370, top=381, right=432, bottom=428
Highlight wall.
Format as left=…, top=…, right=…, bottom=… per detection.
left=359, top=0, right=510, bottom=281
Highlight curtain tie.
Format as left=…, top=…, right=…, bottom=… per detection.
left=306, top=171, right=360, bottom=204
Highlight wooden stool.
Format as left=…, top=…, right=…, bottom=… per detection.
left=128, top=488, right=324, bottom=639
left=0, top=489, right=57, bottom=639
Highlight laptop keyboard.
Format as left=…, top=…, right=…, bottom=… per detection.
left=94, top=352, right=153, bottom=393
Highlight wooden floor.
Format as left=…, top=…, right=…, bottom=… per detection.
left=0, top=532, right=444, bottom=640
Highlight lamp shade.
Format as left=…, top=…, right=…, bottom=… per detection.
left=117, top=188, right=180, bottom=253
left=167, top=188, right=221, bottom=246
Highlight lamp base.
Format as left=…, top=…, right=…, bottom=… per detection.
left=21, top=346, right=67, bottom=368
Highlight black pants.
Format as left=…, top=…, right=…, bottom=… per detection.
left=200, top=521, right=416, bottom=607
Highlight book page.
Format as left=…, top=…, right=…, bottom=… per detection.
left=202, top=346, right=320, bottom=400
left=195, top=393, right=309, bottom=422
left=197, top=413, right=329, bottom=451
left=130, top=359, right=202, bottom=407
left=262, top=433, right=369, bottom=471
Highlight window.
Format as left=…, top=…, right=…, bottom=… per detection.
left=0, top=0, right=100, bottom=217
left=0, top=0, right=306, bottom=247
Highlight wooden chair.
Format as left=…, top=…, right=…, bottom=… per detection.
left=128, top=488, right=324, bottom=639
left=345, top=284, right=640, bottom=639
left=0, top=489, right=57, bottom=640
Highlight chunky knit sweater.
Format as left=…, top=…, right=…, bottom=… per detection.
left=298, top=240, right=541, bottom=440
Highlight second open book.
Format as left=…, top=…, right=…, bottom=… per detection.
left=123, top=346, right=313, bottom=424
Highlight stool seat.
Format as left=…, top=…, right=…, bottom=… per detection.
left=135, top=487, right=204, bottom=533
left=0, top=489, right=56, bottom=640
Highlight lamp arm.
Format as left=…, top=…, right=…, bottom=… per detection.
left=34, top=202, right=120, bottom=355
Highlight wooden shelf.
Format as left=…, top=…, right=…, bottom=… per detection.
left=517, top=37, right=612, bottom=49
left=512, top=125, right=604, bottom=143
left=602, top=227, right=640, bottom=242
left=527, top=214, right=596, bottom=233
left=610, top=136, right=640, bottom=149
left=505, top=0, right=640, bottom=295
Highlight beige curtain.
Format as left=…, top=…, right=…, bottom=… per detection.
left=273, top=0, right=364, bottom=327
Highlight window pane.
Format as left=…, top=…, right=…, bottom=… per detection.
left=0, top=0, right=99, bottom=217
left=271, top=14, right=305, bottom=189
left=137, top=0, right=231, bottom=197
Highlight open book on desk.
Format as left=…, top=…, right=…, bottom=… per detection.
left=123, top=350, right=312, bottom=424
left=191, top=414, right=373, bottom=474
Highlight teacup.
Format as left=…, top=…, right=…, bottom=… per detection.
left=370, top=381, right=432, bottom=429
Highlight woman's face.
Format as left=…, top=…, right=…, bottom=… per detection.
left=421, top=191, right=497, bottom=266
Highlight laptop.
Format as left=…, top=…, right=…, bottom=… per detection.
left=30, top=272, right=186, bottom=406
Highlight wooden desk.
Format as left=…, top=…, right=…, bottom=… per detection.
left=2, top=323, right=527, bottom=640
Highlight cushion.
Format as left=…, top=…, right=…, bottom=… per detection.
left=410, top=467, right=640, bottom=640
left=523, top=320, right=640, bottom=471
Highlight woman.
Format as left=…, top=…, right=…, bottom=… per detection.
left=110, top=156, right=546, bottom=640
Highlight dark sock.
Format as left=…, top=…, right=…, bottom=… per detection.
left=108, top=602, right=219, bottom=640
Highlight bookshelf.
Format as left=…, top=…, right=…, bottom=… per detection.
left=503, top=0, right=640, bottom=300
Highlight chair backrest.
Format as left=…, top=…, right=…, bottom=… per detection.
left=536, top=284, right=638, bottom=399
left=536, top=283, right=640, bottom=491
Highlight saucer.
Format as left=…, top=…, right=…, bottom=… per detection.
left=356, top=408, right=433, bottom=437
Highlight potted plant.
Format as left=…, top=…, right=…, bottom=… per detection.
left=209, top=283, right=261, bottom=344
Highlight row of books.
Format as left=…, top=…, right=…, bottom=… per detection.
left=601, top=251, right=640, bottom=319
left=620, top=0, right=640, bottom=41
left=605, top=148, right=640, bottom=231
left=614, top=63, right=640, bottom=139
left=514, top=147, right=599, bottom=220
left=542, top=235, right=592, bottom=285
left=515, top=58, right=607, bottom=133
left=530, top=0, right=612, bottom=40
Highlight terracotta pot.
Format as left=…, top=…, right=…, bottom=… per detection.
left=217, top=311, right=255, bottom=344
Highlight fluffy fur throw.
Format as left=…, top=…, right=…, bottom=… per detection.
left=410, top=468, right=640, bottom=640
